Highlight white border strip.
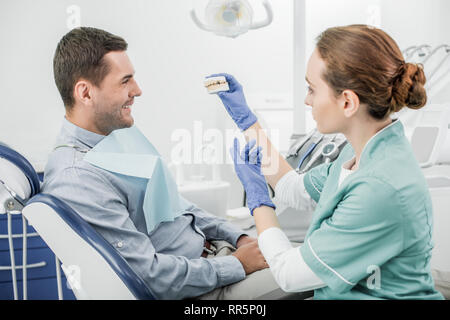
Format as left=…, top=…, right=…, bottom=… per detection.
left=309, top=173, right=322, bottom=196
left=308, top=238, right=356, bottom=286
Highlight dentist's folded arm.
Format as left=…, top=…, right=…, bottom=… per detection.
left=258, top=223, right=325, bottom=292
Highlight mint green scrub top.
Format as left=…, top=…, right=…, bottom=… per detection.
left=300, top=120, right=444, bottom=300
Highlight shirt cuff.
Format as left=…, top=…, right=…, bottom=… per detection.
left=274, top=170, right=298, bottom=195
left=217, top=222, right=249, bottom=247
left=258, top=227, right=293, bottom=261
left=274, top=170, right=312, bottom=211
left=207, top=255, right=246, bottom=287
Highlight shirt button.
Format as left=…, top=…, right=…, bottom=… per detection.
left=117, top=241, right=123, bottom=248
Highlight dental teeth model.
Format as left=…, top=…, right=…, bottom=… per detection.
left=204, top=76, right=230, bottom=94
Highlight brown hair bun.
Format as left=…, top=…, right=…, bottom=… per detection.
left=389, top=62, right=427, bottom=113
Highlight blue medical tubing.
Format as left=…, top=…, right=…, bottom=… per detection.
left=296, top=143, right=318, bottom=171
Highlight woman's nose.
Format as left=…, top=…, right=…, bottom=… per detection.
left=304, top=96, right=311, bottom=107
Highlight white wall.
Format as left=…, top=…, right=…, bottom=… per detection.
left=301, top=0, right=450, bottom=132
left=304, top=0, right=450, bottom=66
left=0, top=0, right=293, bottom=209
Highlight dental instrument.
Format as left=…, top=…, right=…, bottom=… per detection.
left=321, top=137, right=340, bottom=164
left=295, top=134, right=323, bottom=173
left=300, top=136, right=347, bottom=174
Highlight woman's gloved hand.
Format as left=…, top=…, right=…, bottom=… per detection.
left=230, top=138, right=275, bottom=215
left=208, top=73, right=257, bottom=131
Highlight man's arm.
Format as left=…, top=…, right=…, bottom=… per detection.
left=187, top=203, right=269, bottom=274
left=42, top=166, right=245, bottom=299
left=186, top=203, right=251, bottom=247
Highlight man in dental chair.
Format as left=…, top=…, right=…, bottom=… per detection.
left=42, top=26, right=292, bottom=300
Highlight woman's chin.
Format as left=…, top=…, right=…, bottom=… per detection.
left=316, top=124, right=336, bottom=135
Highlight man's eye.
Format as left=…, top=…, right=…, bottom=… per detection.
left=307, top=86, right=314, bottom=94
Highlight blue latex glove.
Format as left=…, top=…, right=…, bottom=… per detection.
left=207, top=73, right=257, bottom=131
left=230, top=138, right=276, bottom=215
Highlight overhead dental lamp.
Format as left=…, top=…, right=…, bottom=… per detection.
left=190, top=0, right=274, bottom=38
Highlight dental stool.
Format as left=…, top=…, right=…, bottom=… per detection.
left=0, top=145, right=154, bottom=300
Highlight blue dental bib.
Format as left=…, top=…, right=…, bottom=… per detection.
left=84, top=126, right=190, bottom=233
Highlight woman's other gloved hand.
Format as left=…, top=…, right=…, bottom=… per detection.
left=230, top=138, right=275, bottom=215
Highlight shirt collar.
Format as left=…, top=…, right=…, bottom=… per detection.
left=357, top=119, right=404, bottom=169
left=61, top=117, right=105, bottom=149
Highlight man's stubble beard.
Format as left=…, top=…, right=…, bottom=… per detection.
left=93, top=103, right=133, bottom=135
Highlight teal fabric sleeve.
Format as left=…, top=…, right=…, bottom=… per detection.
left=303, top=163, right=332, bottom=203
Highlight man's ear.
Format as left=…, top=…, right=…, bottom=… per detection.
left=340, top=90, right=360, bottom=118
left=73, top=79, right=92, bottom=106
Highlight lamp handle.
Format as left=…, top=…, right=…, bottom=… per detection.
left=190, top=9, right=214, bottom=32
left=250, top=0, right=274, bottom=30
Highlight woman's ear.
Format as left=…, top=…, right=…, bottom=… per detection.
left=340, top=89, right=360, bottom=118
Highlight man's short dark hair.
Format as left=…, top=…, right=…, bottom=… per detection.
left=53, top=27, right=128, bottom=110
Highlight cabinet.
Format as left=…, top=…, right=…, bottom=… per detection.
left=0, top=213, right=76, bottom=300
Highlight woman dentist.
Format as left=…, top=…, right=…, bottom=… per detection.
left=212, top=25, right=444, bottom=299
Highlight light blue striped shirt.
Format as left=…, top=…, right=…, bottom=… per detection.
left=41, top=118, right=246, bottom=299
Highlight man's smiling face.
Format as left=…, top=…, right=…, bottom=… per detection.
left=89, top=50, right=142, bottom=135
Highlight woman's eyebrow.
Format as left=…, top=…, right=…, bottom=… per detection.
left=305, top=76, right=314, bottom=87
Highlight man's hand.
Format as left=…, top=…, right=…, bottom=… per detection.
left=236, top=235, right=257, bottom=248
left=232, top=240, right=268, bottom=275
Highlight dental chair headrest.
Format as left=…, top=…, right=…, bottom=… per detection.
left=0, top=144, right=41, bottom=204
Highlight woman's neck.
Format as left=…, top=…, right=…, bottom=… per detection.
left=343, top=117, right=393, bottom=170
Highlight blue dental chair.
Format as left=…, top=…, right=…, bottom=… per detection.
left=0, top=144, right=154, bottom=300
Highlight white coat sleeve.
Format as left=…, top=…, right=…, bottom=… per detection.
left=274, top=170, right=315, bottom=211
left=258, top=227, right=326, bottom=293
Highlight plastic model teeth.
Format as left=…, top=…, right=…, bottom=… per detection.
left=204, top=76, right=230, bottom=94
